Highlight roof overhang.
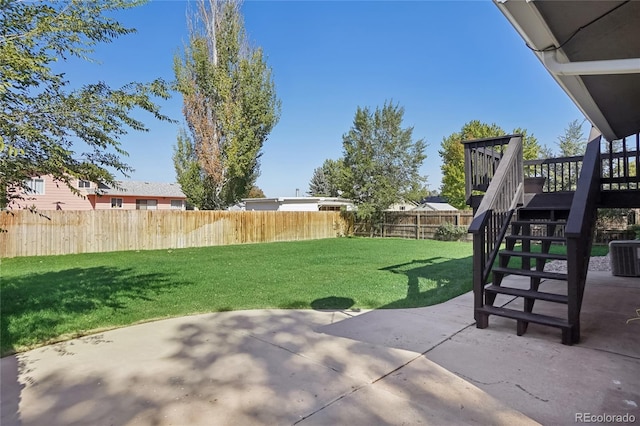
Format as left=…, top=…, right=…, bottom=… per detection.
left=494, top=0, right=640, bottom=141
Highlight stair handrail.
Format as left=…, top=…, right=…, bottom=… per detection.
left=564, top=133, right=602, bottom=344
left=468, top=135, right=524, bottom=324
left=469, top=135, right=524, bottom=264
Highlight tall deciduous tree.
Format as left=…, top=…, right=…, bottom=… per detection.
left=439, top=121, right=541, bottom=209
left=174, top=0, right=280, bottom=210
left=340, top=102, right=427, bottom=227
left=0, top=0, right=171, bottom=207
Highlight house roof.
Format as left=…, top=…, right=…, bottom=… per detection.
left=89, top=181, right=186, bottom=198
left=243, top=197, right=354, bottom=206
left=495, top=0, right=640, bottom=141
left=413, top=202, right=458, bottom=211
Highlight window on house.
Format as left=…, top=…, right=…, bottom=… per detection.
left=25, top=178, right=45, bottom=195
left=78, top=180, right=91, bottom=188
left=170, top=200, right=184, bottom=210
left=136, top=199, right=157, bottom=210
left=111, top=198, right=123, bottom=208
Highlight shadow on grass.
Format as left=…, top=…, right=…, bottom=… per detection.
left=311, top=296, right=355, bottom=311
left=307, top=255, right=473, bottom=311
left=378, top=256, right=473, bottom=309
left=0, top=266, right=177, bottom=356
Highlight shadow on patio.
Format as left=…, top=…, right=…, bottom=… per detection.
left=317, top=270, right=640, bottom=424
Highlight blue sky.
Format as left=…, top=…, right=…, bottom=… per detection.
left=63, top=0, right=586, bottom=197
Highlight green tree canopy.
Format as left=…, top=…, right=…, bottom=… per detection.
left=1, top=0, right=171, bottom=207
left=173, top=0, right=280, bottom=210
left=513, top=127, right=542, bottom=161
left=339, top=101, right=427, bottom=225
left=247, top=185, right=266, bottom=198
left=173, top=127, right=215, bottom=209
left=438, top=135, right=466, bottom=209
left=439, top=121, right=505, bottom=209
left=403, top=181, right=431, bottom=204
left=308, top=158, right=342, bottom=197
left=557, top=119, right=587, bottom=157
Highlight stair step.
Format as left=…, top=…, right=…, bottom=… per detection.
left=517, top=206, right=571, bottom=221
left=476, top=305, right=570, bottom=329
left=511, top=220, right=566, bottom=227
left=485, top=285, right=568, bottom=304
left=499, top=250, right=567, bottom=261
left=492, top=266, right=568, bottom=281
left=506, top=235, right=566, bottom=243
left=519, top=207, right=571, bottom=211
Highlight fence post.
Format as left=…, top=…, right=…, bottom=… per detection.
left=382, top=212, right=386, bottom=238
left=416, top=213, right=420, bottom=239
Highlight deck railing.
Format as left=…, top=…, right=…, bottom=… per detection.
left=524, top=155, right=584, bottom=192
left=467, top=135, right=523, bottom=324
left=601, top=132, right=640, bottom=190
left=463, top=135, right=513, bottom=205
left=522, top=131, right=640, bottom=193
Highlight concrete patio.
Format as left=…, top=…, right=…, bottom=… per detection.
left=1, top=271, right=638, bottom=425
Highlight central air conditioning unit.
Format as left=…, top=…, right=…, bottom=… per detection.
left=609, top=240, right=640, bottom=277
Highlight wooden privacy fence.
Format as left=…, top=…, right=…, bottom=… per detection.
left=0, top=210, right=352, bottom=258
left=355, top=211, right=473, bottom=240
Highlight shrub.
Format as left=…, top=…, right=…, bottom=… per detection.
left=434, top=222, right=468, bottom=241
left=628, top=224, right=640, bottom=240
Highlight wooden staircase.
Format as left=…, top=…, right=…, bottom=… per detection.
left=475, top=204, right=575, bottom=344
left=465, top=133, right=604, bottom=345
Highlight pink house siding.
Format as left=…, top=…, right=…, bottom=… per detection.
left=10, top=176, right=186, bottom=211
left=13, top=175, right=94, bottom=211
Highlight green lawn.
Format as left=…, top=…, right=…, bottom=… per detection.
left=0, top=238, right=474, bottom=356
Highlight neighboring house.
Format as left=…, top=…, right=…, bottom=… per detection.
left=227, top=202, right=245, bottom=212
left=17, top=175, right=95, bottom=210
left=13, top=175, right=186, bottom=210
left=87, top=180, right=187, bottom=210
left=386, top=201, right=418, bottom=212
left=243, top=197, right=355, bottom=212
left=412, top=202, right=458, bottom=212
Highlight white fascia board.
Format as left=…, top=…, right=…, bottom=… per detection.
left=494, top=0, right=558, bottom=51
left=242, top=198, right=279, bottom=203
left=279, top=197, right=318, bottom=204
